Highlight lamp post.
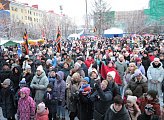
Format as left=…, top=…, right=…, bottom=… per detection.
left=85, top=0, right=88, bottom=34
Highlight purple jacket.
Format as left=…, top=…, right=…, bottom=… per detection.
left=53, top=71, right=66, bottom=106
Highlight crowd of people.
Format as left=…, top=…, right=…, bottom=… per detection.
left=0, top=35, right=164, bottom=120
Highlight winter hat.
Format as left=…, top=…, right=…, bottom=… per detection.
left=46, top=59, right=52, bottom=65
left=25, top=65, right=31, bottom=70
left=125, top=89, right=133, bottom=96
left=37, top=65, right=44, bottom=72
left=118, top=54, right=124, bottom=59
left=2, top=78, right=11, bottom=86
left=107, top=71, right=116, bottom=79
left=127, top=95, right=137, bottom=104
left=135, top=57, right=142, bottom=62
left=83, top=77, right=90, bottom=83
left=37, top=102, right=46, bottom=113
left=134, top=69, right=142, bottom=77
left=19, top=78, right=26, bottom=87
left=147, top=90, right=158, bottom=99
left=154, top=58, right=160, bottom=62
left=79, top=84, right=91, bottom=93
left=25, top=55, right=29, bottom=59
left=74, top=62, right=81, bottom=68
left=91, top=68, right=98, bottom=76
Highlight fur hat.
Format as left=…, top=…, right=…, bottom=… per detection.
left=37, top=102, right=46, bottom=113
left=37, top=65, right=44, bottom=72
left=25, top=65, right=31, bottom=70
left=2, top=78, right=11, bottom=86
left=134, top=69, right=142, bottom=77
left=107, top=71, right=116, bottom=79
left=127, top=95, right=137, bottom=104
left=91, top=68, right=98, bottom=76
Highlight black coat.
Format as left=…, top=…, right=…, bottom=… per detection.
left=142, top=56, right=151, bottom=74
left=0, top=86, right=16, bottom=118
left=137, top=113, right=160, bottom=120
left=79, top=92, right=93, bottom=120
left=43, top=91, right=57, bottom=114
left=90, top=85, right=113, bottom=120
left=23, top=73, right=34, bottom=87
left=104, top=104, right=129, bottom=120
left=10, top=66, right=23, bottom=92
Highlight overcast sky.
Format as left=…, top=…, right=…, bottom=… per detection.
left=16, top=0, right=149, bottom=25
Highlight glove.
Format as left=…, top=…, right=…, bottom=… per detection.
left=58, top=100, right=62, bottom=106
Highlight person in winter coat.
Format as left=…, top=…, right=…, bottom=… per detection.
left=123, top=63, right=138, bottom=87
left=0, top=63, right=12, bottom=89
left=0, top=79, right=16, bottom=120
left=36, top=102, right=49, bottom=120
left=84, top=55, right=95, bottom=68
left=78, top=77, right=93, bottom=120
left=106, top=71, right=120, bottom=98
left=10, top=65, right=23, bottom=93
left=139, top=90, right=160, bottom=116
left=137, top=104, right=160, bottom=120
left=43, top=84, right=57, bottom=120
left=61, top=62, right=71, bottom=80
left=30, top=65, right=49, bottom=105
left=22, top=65, right=34, bottom=88
left=115, top=54, right=127, bottom=81
left=141, top=51, right=151, bottom=76
left=53, top=71, right=66, bottom=120
left=126, top=95, right=141, bottom=120
left=101, top=61, right=122, bottom=85
left=135, top=58, right=145, bottom=75
left=104, top=95, right=130, bottom=120
left=90, top=80, right=113, bottom=120
left=147, top=58, right=164, bottom=98
left=48, top=68, right=57, bottom=86
left=68, top=72, right=82, bottom=120
left=17, top=87, right=35, bottom=120
left=126, top=69, right=148, bottom=98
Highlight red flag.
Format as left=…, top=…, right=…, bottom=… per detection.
left=56, top=27, right=61, bottom=53
left=23, top=29, right=29, bottom=55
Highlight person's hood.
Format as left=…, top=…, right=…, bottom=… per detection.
left=150, top=61, right=163, bottom=69
left=19, top=87, right=30, bottom=98
left=56, top=71, right=64, bottom=81
left=110, top=104, right=128, bottom=115
left=36, top=71, right=46, bottom=78
left=12, top=65, right=22, bottom=75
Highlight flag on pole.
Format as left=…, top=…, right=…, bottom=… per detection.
left=56, top=26, right=61, bottom=53
left=23, top=29, right=29, bottom=55
left=17, top=43, right=22, bottom=58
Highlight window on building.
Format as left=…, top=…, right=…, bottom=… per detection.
left=25, top=16, right=27, bottom=20
left=21, top=9, right=23, bottom=13
left=34, top=12, right=35, bottom=16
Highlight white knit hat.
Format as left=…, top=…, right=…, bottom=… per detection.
left=74, top=62, right=81, bottom=68
left=25, top=65, right=31, bottom=70
left=92, top=68, right=98, bottom=76
left=37, top=102, right=46, bottom=113
left=107, top=71, right=116, bottom=79
left=37, top=65, right=44, bottom=72
left=127, top=95, right=137, bottom=104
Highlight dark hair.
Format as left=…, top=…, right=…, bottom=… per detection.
left=114, top=95, right=124, bottom=105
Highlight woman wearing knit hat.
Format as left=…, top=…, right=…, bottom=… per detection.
left=126, top=95, right=141, bottom=120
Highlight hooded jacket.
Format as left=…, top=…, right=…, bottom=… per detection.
left=36, top=108, right=49, bottom=120
left=53, top=71, right=66, bottom=106
left=104, top=104, right=130, bottom=120
left=17, top=87, right=36, bottom=120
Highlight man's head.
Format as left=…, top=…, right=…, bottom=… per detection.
left=36, top=65, right=44, bottom=76
left=113, top=95, right=124, bottom=112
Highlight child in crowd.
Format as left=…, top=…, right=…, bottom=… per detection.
left=43, top=84, right=57, bottom=120
left=0, top=78, right=16, bottom=120
left=36, top=102, right=49, bottom=120
left=17, top=87, right=35, bottom=120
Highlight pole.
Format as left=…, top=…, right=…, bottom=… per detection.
left=85, top=0, right=88, bottom=33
